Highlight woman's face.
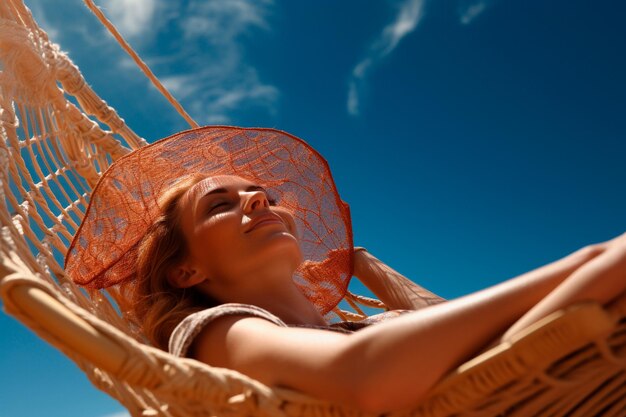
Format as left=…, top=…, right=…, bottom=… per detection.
left=174, top=175, right=302, bottom=291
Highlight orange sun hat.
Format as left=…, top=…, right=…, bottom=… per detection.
left=65, top=126, right=354, bottom=315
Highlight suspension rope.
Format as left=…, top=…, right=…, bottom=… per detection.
left=82, top=0, right=199, bottom=129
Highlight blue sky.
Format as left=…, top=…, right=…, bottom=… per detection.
left=1, top=0, right=625, bottom=416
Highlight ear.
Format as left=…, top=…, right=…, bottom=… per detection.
left=167, top=262, right=208, bottom=289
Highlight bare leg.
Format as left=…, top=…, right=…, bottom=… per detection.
left=502, top=237, right=626, bottom=341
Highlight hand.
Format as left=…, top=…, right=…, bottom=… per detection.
left=299, top=248, right=352, bottom=281
left=353, top=247, right=369, bottom=277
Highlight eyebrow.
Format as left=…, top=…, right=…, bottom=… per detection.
left=199, top=185, right=268, bottom=199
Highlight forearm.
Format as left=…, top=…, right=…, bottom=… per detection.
left=346, top=282, right=546, bottom=413
left=503, top=241, right=626, bottom=339
left=347, top=244, right=605, bottom=413
left=353, top=249, right=446, bottom=310
left=354, top=245, right=602, bottom=312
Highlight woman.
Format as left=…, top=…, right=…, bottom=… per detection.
left=66, top=126, right=626, bottom=413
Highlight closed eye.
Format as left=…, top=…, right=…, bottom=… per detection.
left=204, top=194, right=277, bottom=215
left=208, top=201, right=230, bottom=213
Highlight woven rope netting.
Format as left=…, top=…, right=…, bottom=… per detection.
left=1, top=1, right=626, bottom=416
left=0, top=0, right=144, bottom=320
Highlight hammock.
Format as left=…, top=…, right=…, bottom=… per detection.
left=1, top=1, right=625, bottom=416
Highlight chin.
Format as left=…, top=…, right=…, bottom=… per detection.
left=253, top=232, right=303, bottom=269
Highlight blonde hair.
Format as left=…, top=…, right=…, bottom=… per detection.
left=131, top=173, right=220, bottom=350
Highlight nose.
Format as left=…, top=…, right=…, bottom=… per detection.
left=242, top=190, right=270, bottom=214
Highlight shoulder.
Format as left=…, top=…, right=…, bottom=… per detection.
left=174, top=304, right=353, bottom=391
left=170, top=307, right=388, bottom=405
left=189, top=311, right=292, bottom=371
left=168, top=303, right=288, bottom=358
left=187, top=308, right=353, bottom=390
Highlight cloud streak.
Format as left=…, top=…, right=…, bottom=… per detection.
left=347, top=0, right=426, bottom=116
left=29, top=0, right=279, bottom=126
left=101, top=0, right=159, bottom=40
left=156, top=0, right=279, bottom=124
left=457, top=0, right=492, bottom=25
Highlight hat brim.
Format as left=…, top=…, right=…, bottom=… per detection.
left=65, top=126, right=353, bottom=315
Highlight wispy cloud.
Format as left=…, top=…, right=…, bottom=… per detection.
left=347, top=0, right=426, bottom=116
left=181, top=0, right=272, bottom=40
left=161, top=69, right=278, bottom=125
left=457, top=0, right=493, bottom=25
left=97, top=0, right=278, bottom=124
left=28, top=2, right=60, bottom=41
left=156, top=0, right=279, bottom=124
left=100, top=0, right=159, bottom=40
left=28, top=0, right=278, bottom=126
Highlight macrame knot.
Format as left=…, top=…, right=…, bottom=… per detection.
left=0, top=21, right=56, bottom=99
left=56, top=57, right=86, bottom=95
left=0, top=105, right=18, bottom=129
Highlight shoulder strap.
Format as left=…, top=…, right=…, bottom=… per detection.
left=168, top=303, right=287, bottom=357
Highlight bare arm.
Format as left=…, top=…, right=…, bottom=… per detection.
left=352, top=244, right=605, bottom=312
left=354, top=246, right=603, bottom=409
left=191, top=244, right=607, bottom=413
left=503, top=236, right=626, bottom=339
left=192, top=253, right=583, bottom=413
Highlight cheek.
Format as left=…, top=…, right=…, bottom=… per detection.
left=191, top=214, right=243, bottom=257
left=272, top=207, right=299, bottom=239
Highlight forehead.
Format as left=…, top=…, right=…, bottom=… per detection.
left=184, top=175, right=257, bottom=202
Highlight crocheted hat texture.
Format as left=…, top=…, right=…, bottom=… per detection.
left=65, top=126, right=353, bottom=315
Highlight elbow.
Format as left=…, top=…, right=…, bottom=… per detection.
left=577, top=243, right=605, bottom=260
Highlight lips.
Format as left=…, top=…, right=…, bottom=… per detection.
left=245, top=213, right=285, bottom=233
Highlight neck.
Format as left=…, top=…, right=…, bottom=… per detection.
left=200, top=263, right=329, bottom=327
left=238, top=282, right=329, bottom=327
